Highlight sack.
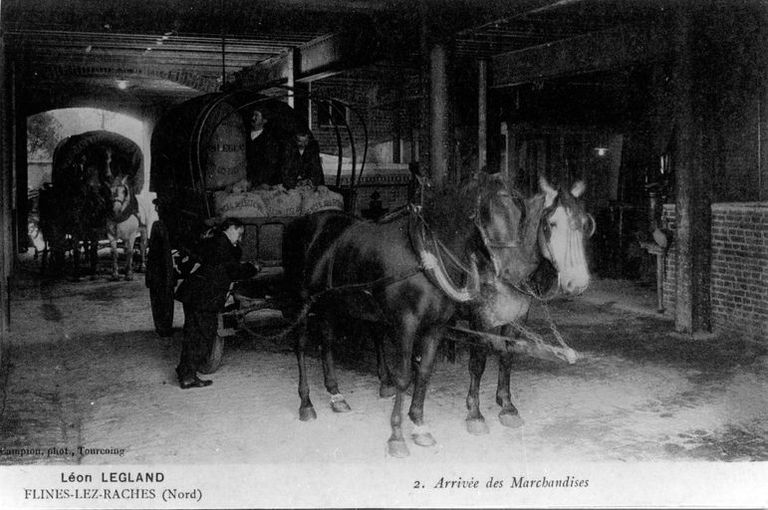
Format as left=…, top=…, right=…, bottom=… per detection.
left=301, top=185, right=344, bottom=215
left=214, top=190, right=269, bottom=217
left=213, top=185, right=343, bottom=218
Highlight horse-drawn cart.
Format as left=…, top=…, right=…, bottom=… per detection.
left=40, top=130, right=145, bottom=277
left=145, top=89, right=366, bottom=372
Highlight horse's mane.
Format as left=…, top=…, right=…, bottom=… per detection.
left=421, top=172, right=523, bottom=242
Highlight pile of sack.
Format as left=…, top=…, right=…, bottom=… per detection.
left=214, top=181, right=343, bottom=218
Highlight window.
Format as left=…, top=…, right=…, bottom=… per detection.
left=317, top=102, right=349, bottom=128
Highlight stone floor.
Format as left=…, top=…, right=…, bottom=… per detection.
left=2, top=253, right=767, bottom=470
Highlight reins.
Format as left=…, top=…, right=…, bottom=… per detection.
left=234, top=207, right=478, bottom=344
left=324, top=215, right=426, bottom=294
left=414, top=207, right=478, bottom=285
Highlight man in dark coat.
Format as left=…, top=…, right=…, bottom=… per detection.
left=245, top=109, right=283, bottom=187
left=283, top=130, right=324, bottom=189
left=174, top=218, right=260, bottom=389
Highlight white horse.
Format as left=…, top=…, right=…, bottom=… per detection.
left=107, top=175, right=148, bottom=280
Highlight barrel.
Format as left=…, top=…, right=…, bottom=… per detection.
left=150, top=92, right=304, bottom=193
left=201, top=100, right=247, bottom=189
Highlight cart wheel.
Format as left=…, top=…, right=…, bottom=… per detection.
left=146, top=220, right=175, bottom=337
left=199, top=334, right=223, bottom=374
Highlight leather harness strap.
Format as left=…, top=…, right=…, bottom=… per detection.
left=111, top=192, right=141, bottom=225
left=324, top=216, right=423, bottom=295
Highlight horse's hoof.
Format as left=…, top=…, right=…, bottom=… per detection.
left=329, top=395, right=351, bottom=413
left=387, top=439, right=410, bottom=458
left=379, top=384, right=396, bottom=398
left=499, top=410, right=524, bottom=428
left=466, top=417, right=490, bottom=435
left=412, top=425, right=436, bottom=447
left=299, top=406, right=317, bottom=421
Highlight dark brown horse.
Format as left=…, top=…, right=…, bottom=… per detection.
left=283, top=173, right=592, bottom=457
left=45, top=147, right=111, bottom=277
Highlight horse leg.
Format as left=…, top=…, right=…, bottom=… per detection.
left=137, top=226, right=147, bottom=272
left=124, top=231, right=138, bottom=280
left=496, top=324, right=524, bottom=428
left=88, top=237, right=99, bottom=277
left=40, top=243, right=48, bottom=274
left=408, top=325, right=442, bottom=448
left=387, top=313, right=416, bottom=458
left=319, top=314, right=351, bottom=413
left=109, top=234, right=120, bottom=280
left=295, top=315, right=317, bottom=421
left=70, top=238, right=82, bottom=281
left=372, top=322, right=396, bottom=398
left=465, top=342, right=490, bottom=435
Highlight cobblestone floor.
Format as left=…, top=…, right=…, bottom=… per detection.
left=2, top=255, right=768, bottom=466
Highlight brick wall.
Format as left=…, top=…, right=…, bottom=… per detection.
left=310, top=69, right=419, bottom=166
left=347, top=171, right=412, bottom=217
left=328, top=166, right=412, bottom=216
left=662, top=202, right=768, bottom=341
left=661, top=204, right=677, bottom=312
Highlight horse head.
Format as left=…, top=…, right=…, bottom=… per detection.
left=469, top=173, right=527, bottom=279
left=537, top=177, right=594, bottom=296
left=109, top=175, right=131, bottom=216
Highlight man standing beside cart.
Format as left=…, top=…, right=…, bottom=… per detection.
left=174, top=218, right=260, bottom=389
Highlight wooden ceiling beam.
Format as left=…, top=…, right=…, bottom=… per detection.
left=491, top=19, right=674, bottom=88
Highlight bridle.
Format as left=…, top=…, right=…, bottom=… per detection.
left=111, top=182, right=129, bottom=208
left=476, top=189, right=595, bottom=300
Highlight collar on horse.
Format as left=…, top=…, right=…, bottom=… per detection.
left=111, top=193, right=140, bottom=224
left=321, top=205, right=479, bottom=303
left=408, top=206, right=479, bottom=302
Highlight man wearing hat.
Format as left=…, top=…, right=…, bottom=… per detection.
left=174, top=218, right=260, bottom=389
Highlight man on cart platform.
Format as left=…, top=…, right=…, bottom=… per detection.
left=174, top=218, right=260, bottom=389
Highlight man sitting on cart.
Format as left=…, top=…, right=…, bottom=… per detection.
left=282, top=128, right=324, bottom=189
left=174, top=218, right=260, bottom=389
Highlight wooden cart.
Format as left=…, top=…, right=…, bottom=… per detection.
left=145, top=89, right=366, bottom=372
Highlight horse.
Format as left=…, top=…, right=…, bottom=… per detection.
left=106, top=174, right=147, bottom=280
left=283, top=172, right=589, bottom=457
left=285, top=173, right=594, bottom=456
left=461, top=177, right=594, bottom=436
left=40, top=154, right=110, bottom=278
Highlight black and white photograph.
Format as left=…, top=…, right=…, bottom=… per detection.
left=0, top=0, right=767, bottom=508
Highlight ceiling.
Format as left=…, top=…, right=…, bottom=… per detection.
left=1, top=0, right=674, bottom=116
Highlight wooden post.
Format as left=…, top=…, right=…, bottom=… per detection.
left=672, top=8, right=711, bottom=334
left=429, top=43, right=452, bottom=186
left=417, top=0, right=430, bottom=178
left=14, top=66, right=27, bottom=254
left=0, top=35, right=12, bottom=342
left=478, top=59, right=488, bottom=172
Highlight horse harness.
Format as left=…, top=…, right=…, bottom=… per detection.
left=321, top=205, right=475, bottom=301
left=111, top=191, right=142, bottom=225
